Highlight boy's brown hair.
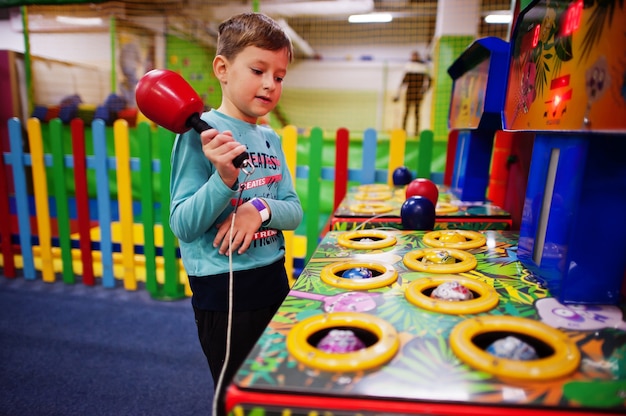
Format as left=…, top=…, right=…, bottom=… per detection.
left=217, top=12, right=293, bottom=62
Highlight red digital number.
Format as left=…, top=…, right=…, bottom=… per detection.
left=532, top=23, right=541, bottom=48
left=563, top=0, right=583, bottom=36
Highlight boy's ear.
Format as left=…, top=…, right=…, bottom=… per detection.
left=213, top=55, right=228, bottom=81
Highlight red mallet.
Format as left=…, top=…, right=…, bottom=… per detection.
left=405, top=178, right=439, bottom=206
left=135, top=69, right=249, bottom=168
left=400, top=195, right=436, bottom=230
left=392, top=166, right=413, bottom=186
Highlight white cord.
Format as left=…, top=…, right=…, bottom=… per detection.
left=355, top=213, right=398, bottom=231
left=212, top=172, right=251, bottom=416
left=211, top=213, right=236, bottom=416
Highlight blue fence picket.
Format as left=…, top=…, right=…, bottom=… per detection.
left=8, top=118, right=35, bottom=279
left=92, top=119, right=115, bottom=288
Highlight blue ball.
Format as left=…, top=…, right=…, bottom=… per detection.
left=341, top=267, right=373, bottom=279
left=400, top=196, right=436, bottom=230
left=392, top=166, right=413, bottom=186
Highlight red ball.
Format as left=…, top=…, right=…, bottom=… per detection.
left=405, top=178, right=439, bottom=206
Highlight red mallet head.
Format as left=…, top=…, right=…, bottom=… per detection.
left=400, top=196, right=436, bottom=230
left=135, top=69, right=250, bottom=169
left=135, top=69, right=205, bottom=134
left=392, top=166, right=413, bottom=186
left=405, top=178, right=439, bottom=206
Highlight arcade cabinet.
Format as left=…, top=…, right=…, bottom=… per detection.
left=504, top=0, right=626, bottom=304
left=446, top=37, right=510, bottom=202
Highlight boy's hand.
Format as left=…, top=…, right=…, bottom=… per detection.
left=200, top=129, right=248, bottom=188
left=213, top=200, right=266, bottom=255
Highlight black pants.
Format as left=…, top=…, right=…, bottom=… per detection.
left=194, top=301, right=282, bottom=415
left=402, top=97, right=424, bottom=134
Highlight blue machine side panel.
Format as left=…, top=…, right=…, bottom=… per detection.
left=450, top=129, right=493, bottom=201
left=518, top=134, right=626, bottom=304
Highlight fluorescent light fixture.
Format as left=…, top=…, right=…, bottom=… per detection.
left=484, top=13, right=512, bottom=24
left=349, top=13, right=393, bottom=23
left=55, top=15, right=104, bottom=26
left=213, top=0, right=375, bottom=20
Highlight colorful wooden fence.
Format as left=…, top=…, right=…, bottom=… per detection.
left=0, top=117, right=434, bottom=297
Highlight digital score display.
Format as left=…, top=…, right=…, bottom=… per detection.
left=503, top=0, right=626, bottom=132
left=561, top=0, right=583, bottom=37
left=523, top=0, right=583, bottom=51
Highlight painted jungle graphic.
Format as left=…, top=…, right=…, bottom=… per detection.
left=230, top=231, right=626, bottom=415
left=504, top=0, right=626, bottom=131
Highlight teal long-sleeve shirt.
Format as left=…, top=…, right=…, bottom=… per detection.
left=169, top=110, right=303, bottom=277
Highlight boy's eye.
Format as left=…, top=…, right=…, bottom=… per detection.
left=251, top=68, right=262, bottom=75
left=275, top=76, right=284, bottom=83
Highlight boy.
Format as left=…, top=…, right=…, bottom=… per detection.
left=168, top=12, right=303, bottom=415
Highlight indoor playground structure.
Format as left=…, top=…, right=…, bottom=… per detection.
left=1, top=0, right=626, bottom=415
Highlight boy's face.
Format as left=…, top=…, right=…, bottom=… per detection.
left=215, top=45, right=290, bottom=124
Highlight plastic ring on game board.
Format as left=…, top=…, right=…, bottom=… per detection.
left=337, top=230, right=397, bottom=250
left=405, top=275, right=498, bottom=314
left=321, top=261, right=398, bottom=290
left=436, top=202, right=458, bottom=214
left=357, top=184, right=391, bottom=193
left=422, top=230, right=487, bottom=250
left=450, top=316, right=581, bottom=381
left=354, top=191, right=393, bottom=201
left=403, top=248, right=477, bottom=274
left=348, top=202, right=394, bottom=215
left=286, top=312, right=400, bottom=372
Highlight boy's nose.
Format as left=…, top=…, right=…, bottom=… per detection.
left=263, top=76, right=275, bottom=90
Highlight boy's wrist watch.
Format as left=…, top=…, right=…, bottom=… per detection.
left=250, top=197, right=270, bottom=222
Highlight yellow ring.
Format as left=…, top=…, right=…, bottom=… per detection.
left=357, top=184, right=391, bottom=193
left=405, top=275, right=498, bottom=314
left=348, top=202, right=394, bottom=214
left=354, top=192, right=392, bottom=201
left=436, top=202, right=458, bottom=214
left=337, top=230, right=397, bottom=250
left=450, top=316, right=581, bottom=381
left=403, top=248, right=477, bottom=274
left=422, top=230, right=487, bottom=250
left=286, top=312, right=399, bottom=372
left=320, top=261, right=398, bottom=290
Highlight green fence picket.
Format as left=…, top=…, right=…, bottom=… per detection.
left=417, top=129, right=434, bottom=179
left=306, top=127, right=323, bottom=262
left=49, top=119, right=74, bottom=283
left=137, top=122, right=157, bottom=296
left=158, top=127, right=184, bottom=299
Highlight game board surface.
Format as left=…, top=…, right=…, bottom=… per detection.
left=331, top=185, right=512, bottom=231
left=228, top=230, right=626, bottom=415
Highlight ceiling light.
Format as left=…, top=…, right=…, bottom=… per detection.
left=484, top=13, right=512, bottom=24
left=55, top=15, right=104, bottom=26
left=349, top=13, right=393, bottom=23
